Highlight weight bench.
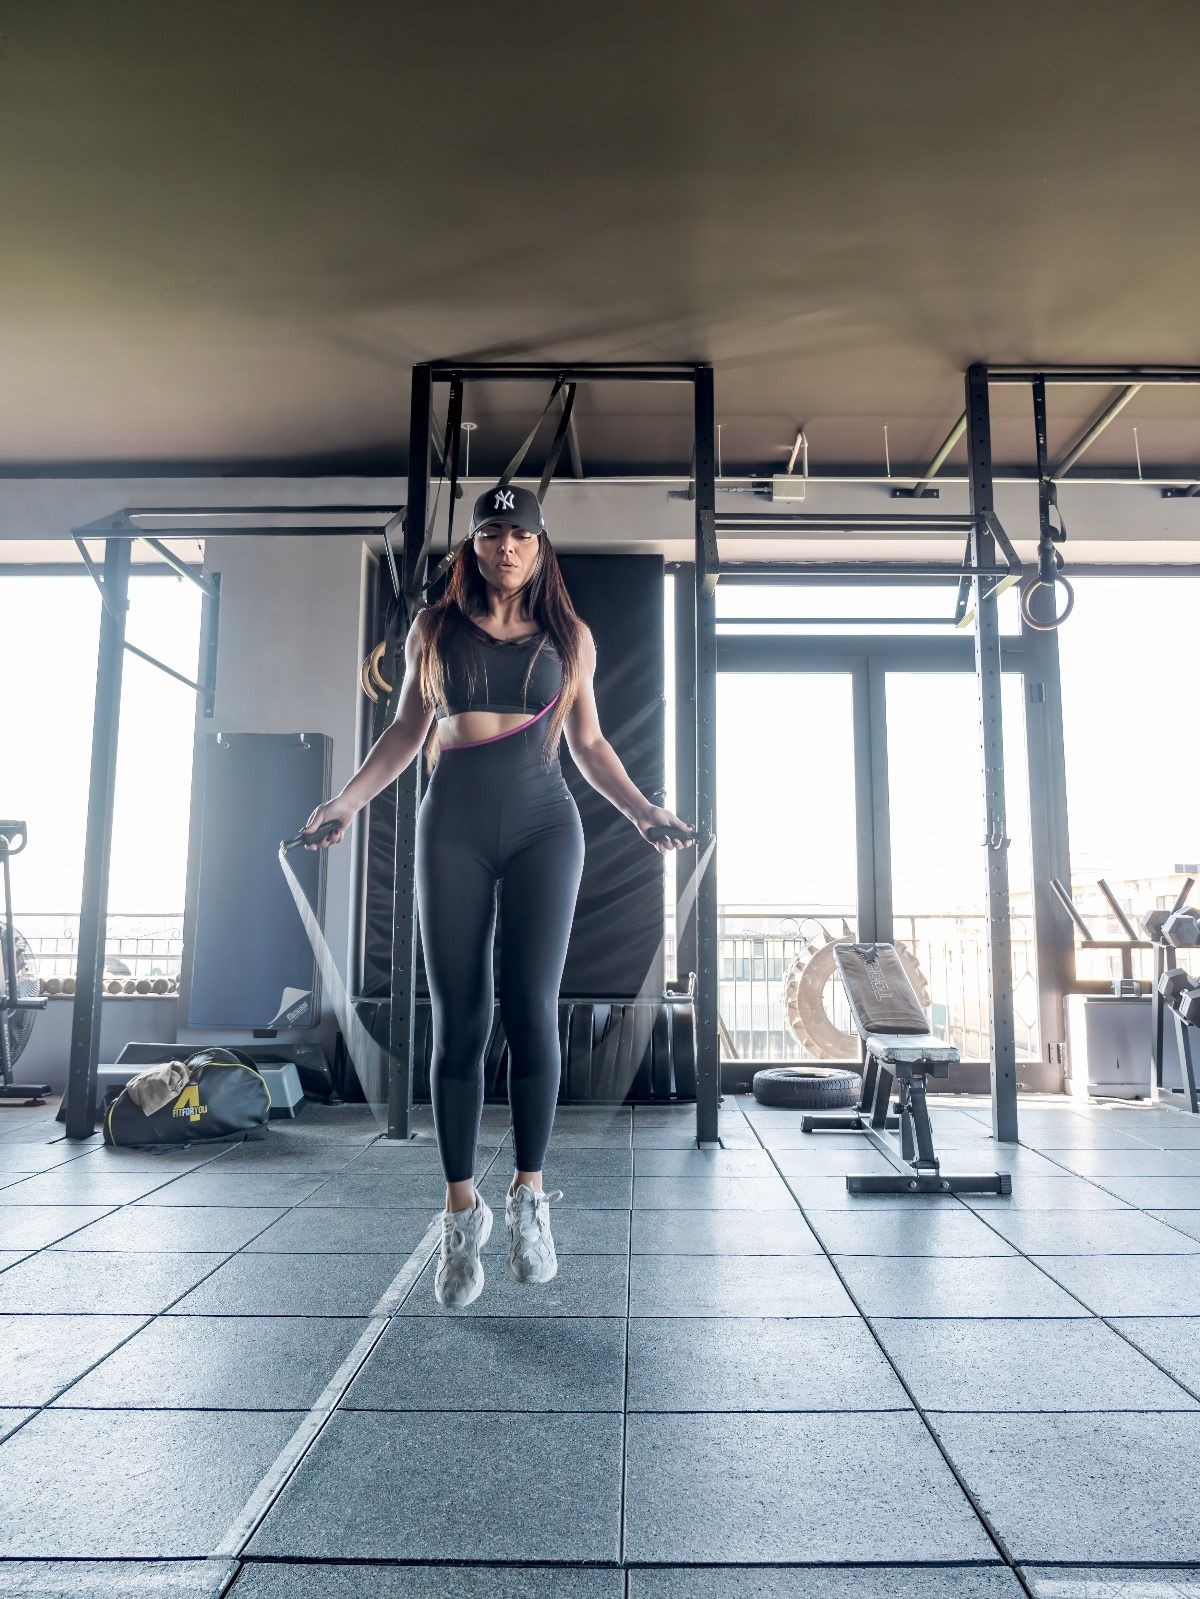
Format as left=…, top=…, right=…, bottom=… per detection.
left=803, top=941, right=1011, bottom=1196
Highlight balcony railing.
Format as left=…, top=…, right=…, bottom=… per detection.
left=667, top=906, right=1041, bottom=1063
left=19, top=913, right=183, bottom=992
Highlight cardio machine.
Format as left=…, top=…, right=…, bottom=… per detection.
left=0, top=822, right=52, bottom=1105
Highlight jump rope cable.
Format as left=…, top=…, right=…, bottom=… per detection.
left=277, top=822, right=717, bottom=1143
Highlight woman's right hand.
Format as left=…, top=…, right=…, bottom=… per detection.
left=301, top=797, right=359, bottom=849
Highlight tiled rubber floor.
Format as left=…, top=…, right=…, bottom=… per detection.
left=1, top=1093, right=1200, bottom=1594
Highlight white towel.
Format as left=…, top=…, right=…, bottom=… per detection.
left=125, top=1059, right=192, bottom=1115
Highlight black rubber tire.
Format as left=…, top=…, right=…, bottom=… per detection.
left=752, top=1065, right=862, bottom=1110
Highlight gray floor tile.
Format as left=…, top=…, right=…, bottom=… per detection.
left=970, top=1147, right=1072, bottom=1177
left=1111, top=1317, right=1200, bottom=1395
left=339, top=1142, right=452, bottom=1175
left=296, top=1172, right=448, bottom=1208
left=0, top=1251, right=229, bottom=1314
left=629, top=1252, right=856, bottom=1317
left=481, top=1173, right=633, bottom=1209
left=133, top=1172, right=331, bottom=1208
left=804, top=1208, right=1018, bottom=1256
left=482, top=1206, right=630, bottom=1254
left=0, top=1145, right=105, bottom=1173
left=0, top=1313, right=148, bottom=1405
left=0, top=1171, right=184, bottom=1206
left=1033, top=1254, right=1200, bottom=1316
left=508, top=1118, right=632, bottom=1149
left=837, top=1255, right=1089, bottom=1317
left=266, top=1106, right=385, bottom=1141
left=625, top=1411, right=994, bottom=1562
left=1147, top=1210, right=1200, bottom=1245
left=964, top=1177, right=1132, bottom=1211
left=0, top=1560, right=236, bottom=1597
left=397, top=1253, right=628, bottom=1317
left=71, top=1147, right=227, bottom=1172
left=167, top=1251, right=415, bottom=1316
left=58, top=1313, right=368, bottom=1408
left=0, top=1206, right=115, bottom=1249
left=1127, top=1128, right=1200, bottom=1150
left=630, top=1208, right=822, bottom=1255
left=627, top=1315, right=910, bottom=1411
left=632, top=1175, right=798, bottom=1210
left=346, top=1314, right=626, bottom=1410
left=977, top=1210, right=1200, bottom=1255
left=632, top=1147, right=776, bottom=1176
left=933, top=1411, right=1200, bottom=1561
left=247, top=1409, right=623, bottom=1561
left=1050, top=1149, right=1200, bottom=1177
left=1021, top=1569, right=1200, bottom=1599
left=203, top=1143, right=361, bottom=1172
left=756, top=1129, right=886, bottom=1150
left=50, top=1205, right=286, bottom=1252
left=1086, top=1176, right=1200, bottom=1209
left=231, top=1564, right=623, bottom=1599
left=769, top=1146, right=906, bottom=1176
left=871, top=1317, right=1197, bottom=1411
left=1013, top=1127, right=1147, bottom=1151
left=521, top=1147, right=635, bottom=1175
left=0, top=1408, right=299, bottom=1556
left=244, top=1206, right=437, bottom=1254
left=629, top=1572, right=1027, bottom=1599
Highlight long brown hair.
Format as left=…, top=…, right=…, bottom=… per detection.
left=417, top=525, right=585, bottom=774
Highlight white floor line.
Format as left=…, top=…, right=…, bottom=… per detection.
left=208, top=1190, right=455, bottom=1568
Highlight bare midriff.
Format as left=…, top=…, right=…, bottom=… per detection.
left=438, top=709, right=544, bottom=748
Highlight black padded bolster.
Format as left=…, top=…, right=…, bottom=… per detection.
left=834, top=942, right=930, bottom=1036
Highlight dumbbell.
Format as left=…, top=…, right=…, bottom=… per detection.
left=1164, top=911, right=1200, bottom=948
left=1158, top=968, right=1198, bottom=1005
left=1143, top=909, right=1172, bottom=942
left=1181, top=988, right=1200, bottom=1028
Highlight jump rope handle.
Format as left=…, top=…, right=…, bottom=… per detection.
left=645, top=822, right=700, bottom=845
left=280, top=819, right=343, bottom=853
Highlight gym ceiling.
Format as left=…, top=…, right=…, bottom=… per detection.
left=3, top=1, right=1200, bottom=483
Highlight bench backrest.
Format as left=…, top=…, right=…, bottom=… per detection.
left=833, top=942, right=930, bottom=1038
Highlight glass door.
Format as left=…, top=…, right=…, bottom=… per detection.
left=883, top=671, right=1040, bottom=1063
left=713, top=618, right=1039, bottom=1071
left=714, top=670, right=862, bottom=1063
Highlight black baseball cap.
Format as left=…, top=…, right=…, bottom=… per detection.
left=470, top=484, right=545, bottom=537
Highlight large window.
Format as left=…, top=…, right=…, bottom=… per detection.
left=2, top=569, right=204, bottom=983
left=1060, top=574, right=1200, bottom=984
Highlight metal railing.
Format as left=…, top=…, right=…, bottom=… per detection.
left=19, top=913, right=183, bottom=988
left=667, top=906, right=1041, bottom=1063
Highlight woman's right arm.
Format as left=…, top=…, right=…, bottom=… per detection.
left=301, top=612, right=435, bottom=849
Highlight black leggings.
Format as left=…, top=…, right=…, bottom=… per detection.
left=415, top=700, right=585, bottom=1184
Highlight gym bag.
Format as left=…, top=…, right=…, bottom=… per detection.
left=103, top=1047, right=272, bottom=1149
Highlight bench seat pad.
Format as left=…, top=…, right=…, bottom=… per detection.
left=864, top=1032, right=960, bottom=1067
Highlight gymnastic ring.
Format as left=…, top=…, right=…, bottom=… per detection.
left=359, top=656, right=379, bottom=703
left=367, top=640, right=393, bottom=695
left=1020, top=572, right=1075, bottom=632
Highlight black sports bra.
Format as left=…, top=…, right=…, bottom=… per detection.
left=433, top=613, right=564, bottom=720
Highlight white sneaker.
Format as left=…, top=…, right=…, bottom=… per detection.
left=505, top=1182, right=564, bottom=1284
left=435, top=1192, right=493, bottom=1310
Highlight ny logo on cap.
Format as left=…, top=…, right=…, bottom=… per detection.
left=493, top=489, right=516, bottom=511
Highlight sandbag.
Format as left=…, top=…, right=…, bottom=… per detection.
left=103, top=1047, right=272, bottom=1148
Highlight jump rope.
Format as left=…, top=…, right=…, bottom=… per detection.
left=278, top=813, right=717, bottom=1139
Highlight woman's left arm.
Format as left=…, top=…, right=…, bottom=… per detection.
left=563, top=625, right=695, bottom=854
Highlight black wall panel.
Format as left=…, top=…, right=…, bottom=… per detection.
left=359, top=554, right=665, bottom=1001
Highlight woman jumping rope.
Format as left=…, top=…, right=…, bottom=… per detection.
left=303, top=483, right=695, bottom=1309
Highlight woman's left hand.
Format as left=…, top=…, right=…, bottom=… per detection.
left=634, top=805, right=697, bottom=853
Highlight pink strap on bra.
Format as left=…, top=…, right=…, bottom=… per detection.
left=440, top=693, right=561, bottom=751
